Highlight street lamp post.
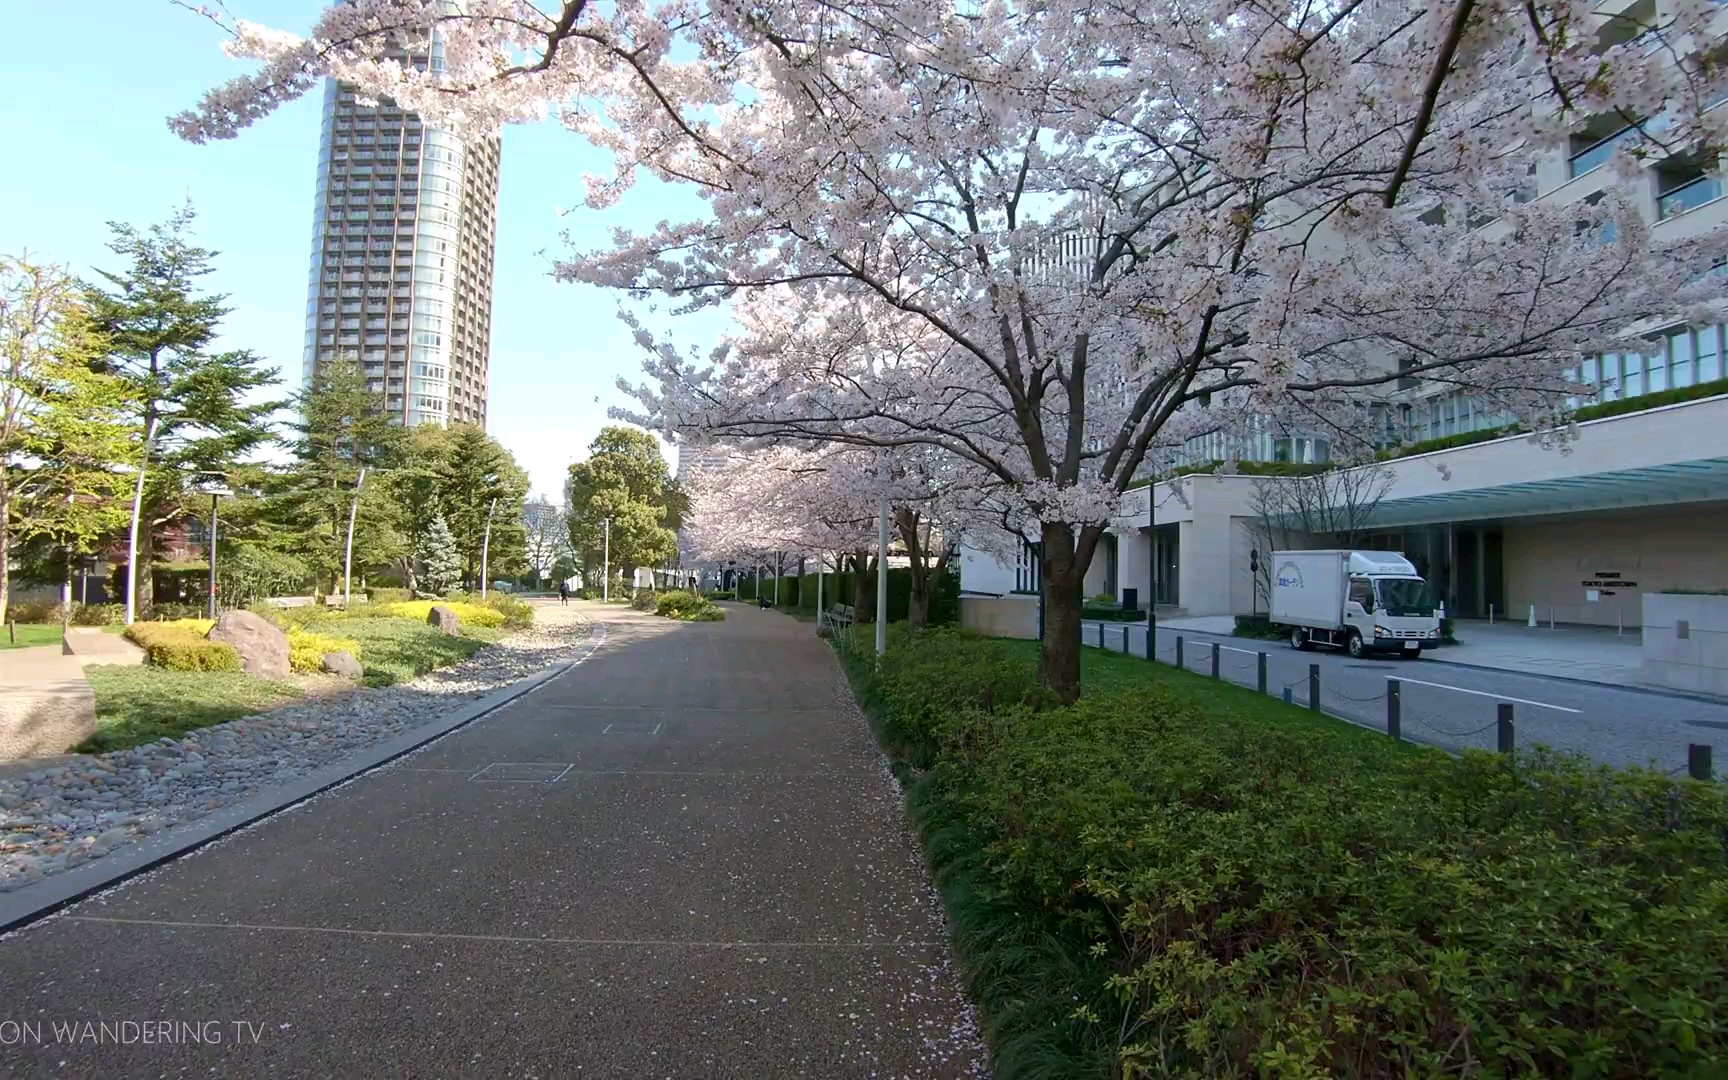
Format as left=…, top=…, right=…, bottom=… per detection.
left=342, top=468, right=367, bottom=609
left=124, top=416, right=160, bottom=627
left=602, top=517, right=612, bottom=602
left=480, top=496, right=499, bottom=599
left=206, top=485, right=233, bottom=621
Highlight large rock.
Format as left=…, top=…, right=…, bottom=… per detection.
left=206, top=610, right=291, bottom=680
left=321, top=650, right=363, bottom=679
left=427, top=605, right=461, bottom=636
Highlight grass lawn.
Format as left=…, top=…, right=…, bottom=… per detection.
left=78, top=617, right=507, bottom=752
left=315, top=615, right=500, bottom=687
left=80, top=666, right=304, bottom=752
left=1, top=623, right=125, bottom=649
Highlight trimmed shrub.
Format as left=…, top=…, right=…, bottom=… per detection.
left=124, top=621, right=240, bottom=673
left=703, top=590, right=736, bottom=601
left=653, top=590, right=725, bottom=621
left=1082, top=603, right=1146, bottom=622
left=365, top=586, right=412, bottom=603
left=630, top=591, right=658, bottom=611
left=839, top=629, right=1728, bottom=1078
left=287, top=627, right=363, bottom=674
left=363, top=600, right=507, bottom=629
left=1231, top=613, right=1285, bottom=640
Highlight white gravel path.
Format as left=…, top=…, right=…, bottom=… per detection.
left=0, top=604, right=591, bottom=891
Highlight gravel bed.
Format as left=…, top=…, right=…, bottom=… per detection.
left=0, top=605, right=592, bottom=891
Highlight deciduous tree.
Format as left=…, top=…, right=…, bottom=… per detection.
left=177, top=0, right=1728, bottom=699
left=566, top=426, right=680, bottom=585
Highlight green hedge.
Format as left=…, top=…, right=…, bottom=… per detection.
left=654, top=590, right=725, bottom=621
left=1082, top=603, right=1146, bottom=622
left=837, top=627, right=1728, bottom=1078
left=123, top=623, right=241, bottom=673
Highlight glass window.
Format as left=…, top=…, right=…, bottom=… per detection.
left=1648, top=349, right=1669, bottom=392
left=1348, top=579, right=1374, bottom=611
left=1581, top=357, right=1598, bottom=385
left=1624, top=352, right=1645, bottom=397
left=1604, top=354, right=1624, bottom=400
left=1670, top=331, right=1695, bottom=389
left=1700, top=326, right=1723, bottom=383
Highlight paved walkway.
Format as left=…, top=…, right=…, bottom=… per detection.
left=0, top=645, right=94, bottom=762
left=0, top=604, right=983, bottom=1076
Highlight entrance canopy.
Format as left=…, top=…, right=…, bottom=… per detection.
left=1363, top=457, right=1728, bottom=529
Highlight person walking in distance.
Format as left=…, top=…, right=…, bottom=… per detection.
left=558, top=581, right=569, bottom=606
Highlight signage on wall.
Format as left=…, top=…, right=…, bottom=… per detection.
left=1581, top=570, right=1637, bottom=598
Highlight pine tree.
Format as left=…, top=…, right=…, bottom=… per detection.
left=439, top=424, right=529, bottom=588
left=417, top=513, right=463, bottom=597
left=84, top=204, right=281, bottom=616
left=274, top=357, right=405, bottom=590
left=1, top=257, right=136, bottom=624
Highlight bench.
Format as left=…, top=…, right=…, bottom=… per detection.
left=822, top=603, right=857, bottom=632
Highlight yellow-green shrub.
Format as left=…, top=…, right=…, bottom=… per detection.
left=287, top=627, right=363, bottom=673
left=123, top=621, right=238, bottom=673
left=372, top=600, right=507, bottom=629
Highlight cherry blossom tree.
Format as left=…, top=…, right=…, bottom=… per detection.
left=176, top=0, right=1728, bottom=699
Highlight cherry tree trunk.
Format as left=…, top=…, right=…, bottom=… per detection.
left=851, top=550, right=875, bottom=620
left=1038, top=522, right=1088, bottom=705
left=907, top=587, right=930, bottom=627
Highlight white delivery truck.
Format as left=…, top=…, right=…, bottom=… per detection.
left=1269, top=550, right=1441, bottom=658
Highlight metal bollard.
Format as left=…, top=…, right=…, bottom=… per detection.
left=1309, top=664, right=1320, bottom=712
left=1257, top=652, right=1268, bottom=695
left=1488, top=603, right=1495, bottom=625
left=1386, top=678, right=1402, bottom=741
left=1144, top=623, right=1154, bottom=662
left=1176, top=636, right=1185, bottom=671
left=1689, top=743, right=1714, bottom=781
left=1211, top=642, right=1221, bottom=678
left=1096, top=621, right=1105, bottom=648
left=1497, top=703, right=1515, bottom=754
left=1282, top=686, right=1292, bottom=705
left=1120, top=625, right=1129, bottom=653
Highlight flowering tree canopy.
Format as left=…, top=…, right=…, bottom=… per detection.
left=178, top=0, right=1728, bottom=696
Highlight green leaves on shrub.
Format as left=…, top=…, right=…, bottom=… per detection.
left=842, top=629, right=1728, bottom=1078
left=123, top=623, right=240, bottom=672
left=652, top=590, right=724, bottom=621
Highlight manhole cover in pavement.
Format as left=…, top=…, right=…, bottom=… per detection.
left=1685, top=720, right=1728, bottom=731
left=602, top=722, right=663, bottom=735
left=468, top=762, right=574, bottom=783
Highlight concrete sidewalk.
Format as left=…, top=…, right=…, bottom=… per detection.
left=0, top=604, right=984, bottom=1076
left=0, top=645, right=94, bottom=761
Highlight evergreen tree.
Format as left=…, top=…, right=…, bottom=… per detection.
left=1, top=257, right=137, bottom=623
left=439, top=423, right=529, bottom=588
left=274, top=357, right=405, bottom=590
left=566, top=426, right=680, bottom=584
left=84, top=203, right=280, bottom=615
left=417, top=513, right=463, bottom=596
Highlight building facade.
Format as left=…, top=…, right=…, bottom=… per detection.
left=961, top=1, right=1728, bottom=627
left=302, top=24, right=501, bottom=428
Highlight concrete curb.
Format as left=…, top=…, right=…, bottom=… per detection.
left=0, top=623, right=608, bottom=936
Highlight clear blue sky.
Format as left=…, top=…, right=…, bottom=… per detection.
left=0, top=0, right=726, bottom=500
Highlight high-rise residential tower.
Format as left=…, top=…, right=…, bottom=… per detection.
left=302, top=29, right=500, bottom=428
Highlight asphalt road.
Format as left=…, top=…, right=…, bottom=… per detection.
left=0, top=605, right=984, bottom=1078
left=1083, top=621, right=1727, bottom=775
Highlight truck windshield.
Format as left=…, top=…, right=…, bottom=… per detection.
left=1375, top=578, right=1434, bottom=617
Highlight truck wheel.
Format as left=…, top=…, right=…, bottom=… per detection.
left=1289, top=626, right=1310, bottom=651
left=1346, top=630, right=1366, bottom=659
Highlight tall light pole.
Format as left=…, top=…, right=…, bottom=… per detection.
left=205, top=485, right=233, bottom=620
left=602, top=516, right=612, bottom=602
left=124, top=416, right=160, bottom=626
left=342, top=467, right=368, bottom=609
left=875, top=456, right=889, bottom=657
left=479, top=496, right=499, bottom=599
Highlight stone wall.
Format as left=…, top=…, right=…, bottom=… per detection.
left=1640, top=593, right=1728, bottom=695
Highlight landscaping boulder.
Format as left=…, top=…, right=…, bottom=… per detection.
left=428, top=605, right=461, bottom=636
left=321, top=650, right=363, bottom=679
left=206, top=610, right=291, bottom=680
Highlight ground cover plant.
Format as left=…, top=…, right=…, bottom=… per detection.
left=837, top=627, right=1728, bottom=1078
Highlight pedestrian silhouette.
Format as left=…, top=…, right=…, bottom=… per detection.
left=559, top=582, right=569, bottom=606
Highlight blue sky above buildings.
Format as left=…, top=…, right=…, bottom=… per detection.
left=0, top=1, right=725, bottom=499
